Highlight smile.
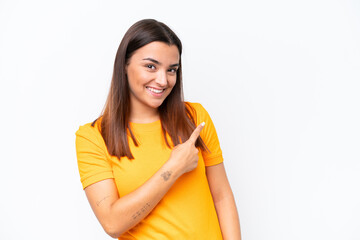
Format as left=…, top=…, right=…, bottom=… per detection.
left=146, top=87, right=165, bottom=94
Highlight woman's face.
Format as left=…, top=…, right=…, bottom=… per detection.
left=126, top=41, right=180, bottom=114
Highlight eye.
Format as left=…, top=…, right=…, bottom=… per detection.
left=146, top=64, right=156, bottom=70
left=168, top=68, right=177, bottom=74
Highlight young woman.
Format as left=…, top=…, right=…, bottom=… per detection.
left=76, top=19, right=241, bottom=239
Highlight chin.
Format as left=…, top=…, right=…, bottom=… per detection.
left=148, top=99, right=165, bottom=109
left=144, top=94, right=170, bottom=109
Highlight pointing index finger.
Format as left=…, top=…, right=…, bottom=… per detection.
left=188, top=122, right=205, bottom=144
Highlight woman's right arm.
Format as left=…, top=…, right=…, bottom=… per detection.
left=84, top=123, right=205, bottom=238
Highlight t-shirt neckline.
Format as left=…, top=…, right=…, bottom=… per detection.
left=129, top=119, right=161, bottom=132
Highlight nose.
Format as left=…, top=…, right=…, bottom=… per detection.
left=154, top=70, right=168, bottom=87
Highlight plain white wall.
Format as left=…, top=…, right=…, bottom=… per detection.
left=1, top=0, right=359, bottom=239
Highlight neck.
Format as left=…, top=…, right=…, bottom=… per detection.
left=129, top=112, right=160, bottom=123
left=129, top=104, right=160, bottom=124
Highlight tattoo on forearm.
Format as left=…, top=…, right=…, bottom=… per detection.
left=161, top=171, right=172, bottom=181
left=96, top=196, right=110, bottom=206
left=132, top=202, right=151, bottom=220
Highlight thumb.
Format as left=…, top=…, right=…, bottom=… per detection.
left=188, top=122, right=205, bottom=144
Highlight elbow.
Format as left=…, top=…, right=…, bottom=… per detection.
left=213, top=192, right=235, bottom=204
left=103, top=222, right=125, bottom=239
left=105, top=230, right=120, bottom=239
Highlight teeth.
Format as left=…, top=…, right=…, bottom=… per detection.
left=147, top=87, right=164, bottom=93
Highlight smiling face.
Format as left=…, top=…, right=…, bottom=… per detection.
left=126, top=41, right=180, bottom=119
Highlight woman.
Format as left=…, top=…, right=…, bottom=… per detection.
left=76, top=19, right=241, bottom=239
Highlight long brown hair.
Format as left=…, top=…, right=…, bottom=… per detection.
left=93, top=19, right=208, bottom=159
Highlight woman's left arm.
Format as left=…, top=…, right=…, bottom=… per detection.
left=206, top=163, right=241, bottom=240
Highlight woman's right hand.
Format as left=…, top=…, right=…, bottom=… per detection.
left=168, top=122, right=205, bottom=175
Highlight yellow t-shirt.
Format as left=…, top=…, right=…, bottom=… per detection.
left=75, top=102, right=223, bottom=239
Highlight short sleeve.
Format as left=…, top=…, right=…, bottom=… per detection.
left=75, top=124, right=114, bottom=189
left=188, top=102, right=224, bottom=166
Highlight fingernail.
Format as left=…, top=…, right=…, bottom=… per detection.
left=201, top=122, right=205, bottom=126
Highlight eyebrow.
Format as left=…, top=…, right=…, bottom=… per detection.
left=142, top=58, right=179, bottom=67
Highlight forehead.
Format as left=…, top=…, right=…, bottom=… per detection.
left=129, top=41, right=180, bottom=63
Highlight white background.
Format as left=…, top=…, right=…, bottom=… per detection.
left=1, top=0, right=359, bottom=239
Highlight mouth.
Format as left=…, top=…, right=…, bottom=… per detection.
left=146, top=86, right=166, bottom=94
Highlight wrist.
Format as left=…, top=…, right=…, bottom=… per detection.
left=162, top=158, right=183, bottom=181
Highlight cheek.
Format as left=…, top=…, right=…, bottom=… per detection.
left=169, top=76, right=177, bottom=88
left=128, top=70, right=149, bottom=87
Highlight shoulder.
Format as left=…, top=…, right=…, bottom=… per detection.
left=185, top=101, right=211, bottom=124
left=76, top=117, right=102, bottom=135
left=76, top=121, right=98, bottom=137
left=185, top=101, right=208, bottom=116
left=75, top=118, right=104, bottom=149
left=185, top=101, right=204, bottom=111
